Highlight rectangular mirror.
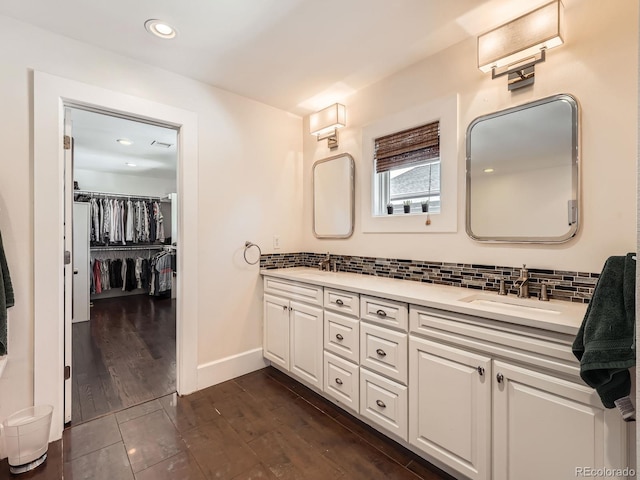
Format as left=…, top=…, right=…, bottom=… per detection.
left=313, top=153, right=355, bottom=238
left=466, top=94, right=579, bottom=243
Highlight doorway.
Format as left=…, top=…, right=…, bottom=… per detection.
left=34, top=71, right=200, bottom=440
left=67, top=107, right=178, bottom=424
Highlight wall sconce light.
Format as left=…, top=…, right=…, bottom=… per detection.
left=478, top=0, right=564, bottom=91
left=309, top=103, right=346, bottom=149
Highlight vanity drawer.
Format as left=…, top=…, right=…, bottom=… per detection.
left=360, top=296, right=408, bottom=331
left=263, top=277, right=323, bottom=306
left=324, top=288, right=360, bottom=317
left=360, top=367, right=408, bottom=441
left=360, top=322, right=408, bottom=384
left=324, top=311, right=359, bottom=363
left=324, top=351, right=359, bottom=413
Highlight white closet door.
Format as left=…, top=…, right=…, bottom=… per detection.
left=72, top=202, right=91, bottom=323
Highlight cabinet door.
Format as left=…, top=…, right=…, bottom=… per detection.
left=72, top=202, right=91, bottom=323
left=409, top=336, right=491, bottom=480
left=360, top=367, right=408, bottom=441
left=324, top=310, right=359, bottom=363
left=263, top=294, right=290, bottom=370
left=493, top=361, right=628, bottom=480
left=290, top=300, right=324, bottom=389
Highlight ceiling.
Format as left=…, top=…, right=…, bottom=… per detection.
left=0, top=0, right=558, bottom=116
left=70, top=108, right=178, bottom=179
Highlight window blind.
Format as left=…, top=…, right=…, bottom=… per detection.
left=375, top=121, right=439, bottom=174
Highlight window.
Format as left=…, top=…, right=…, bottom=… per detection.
left=360, top=94, right=458, bottom=233
left=373, top=121, right=440, bottom=215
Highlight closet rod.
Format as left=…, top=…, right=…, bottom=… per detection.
left=90, top=245, right=165, bottom=252
left=74, top=189, right=166, bottom=202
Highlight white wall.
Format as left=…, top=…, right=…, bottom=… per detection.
left=303, top=0, right=638, bottom=273
left=74, top=169, right=177, bottom=197
left=0, top=15, right=302, bottom=430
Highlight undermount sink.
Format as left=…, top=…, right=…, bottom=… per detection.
left=458, top=293, right=563, bottom=315
left=292, top=270, right=339, bottom=278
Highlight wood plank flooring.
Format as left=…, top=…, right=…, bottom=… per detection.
left=71, top=295, right=176, bottom=425
left=2, top=367, right=456, bottom=479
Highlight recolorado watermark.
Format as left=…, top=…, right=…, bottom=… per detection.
left=575, top=467, right=636, bottom=477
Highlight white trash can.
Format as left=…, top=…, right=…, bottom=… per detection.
left=1, top=405, right=53, bottom=474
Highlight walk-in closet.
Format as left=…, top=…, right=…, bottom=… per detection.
left=69, top=108, right=178, bottom=425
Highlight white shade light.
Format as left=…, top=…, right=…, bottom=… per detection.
left=309, top=104, right=346, bottom=136
left=309, top=103, right=346, bottom=149
left=478, top=1, right=563, bottom=74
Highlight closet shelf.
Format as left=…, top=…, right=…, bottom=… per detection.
left=74, top=189, right=170, bottom=202
left=91, top=245, right=165, bottom=252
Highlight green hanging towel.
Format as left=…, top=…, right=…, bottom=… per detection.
left=0, top=230, right=15, bottom=356
left=572, top=253, right=636, bottom=408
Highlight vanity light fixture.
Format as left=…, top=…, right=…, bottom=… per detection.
left=144, top=19, right=177, bottom=39
left=483, top=168, right=495, bottom=173
left=125, top=162, right=137, bottom=167
left=309, top=103, right=346, bottom=150
left=477, top=0, right=564, bottom=91
left=117, top=138, right=133, bottom=146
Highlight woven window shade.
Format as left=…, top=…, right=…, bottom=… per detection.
left=375, top=121, right=440, bottom=174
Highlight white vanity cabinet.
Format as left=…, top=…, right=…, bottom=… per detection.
left=359, top=295, right=409, bottom=441
left=492, top=360, right=628, bottom=480
left=409, top=335, right=491, bottom=480
left=323, top=288, right=361, bottom=412
left=409, top=305, right=630, bottom=480
left=262, top=270, right=632, bottom=480
left=263, top=277, right=324, bottom=389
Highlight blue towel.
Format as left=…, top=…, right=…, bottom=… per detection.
left=572, top=253, right=636, bottom=408
left=0, top=230, right=15, bottom=356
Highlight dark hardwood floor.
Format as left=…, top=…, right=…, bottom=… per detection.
left=1, top=367, right=456, bottom=479
left=71, top=294, right=176, bottom=425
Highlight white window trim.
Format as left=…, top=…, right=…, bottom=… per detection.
left=360, top=94, right=458, bottom=233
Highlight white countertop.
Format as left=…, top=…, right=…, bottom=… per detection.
left=261, top=267, right=587, bottom=336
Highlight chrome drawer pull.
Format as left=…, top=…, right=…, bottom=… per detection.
left=376, top=400, right=386, bottom=408
left=335, top=378, right=343, bottom=385
left=335, top=333, right=344, bottom=341
left=335, top=299, right=344, bottom=306
left=376, top=309, right=387, bottom=317
left=376, top=348, right=386, bottom=357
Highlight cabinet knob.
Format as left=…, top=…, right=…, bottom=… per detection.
left=376, top=400, right=386, bottom=408
left=496, top=373, right=504, bottom=383
left=335, top=299, right=344, bottom=306
left=282, top=305, right=287, bottom=311
left=335, top=378, right=343, bottom=385
left=477, top=366, right=485, bottom=376
left=335, top=333, right=344, bottom=341
left=376, top=309, right=387, bottom=317
left=375, top=348, right=387, bottom=357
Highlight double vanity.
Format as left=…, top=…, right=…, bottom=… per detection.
left=262, top=267, right=632, bottom=480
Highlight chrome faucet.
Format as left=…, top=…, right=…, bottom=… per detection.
left=319, top=252, right=331, bottom=271
left=513, top=264, right=530, bottom=298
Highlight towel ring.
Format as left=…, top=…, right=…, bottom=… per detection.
left=243, top=241, right=262, bottom=265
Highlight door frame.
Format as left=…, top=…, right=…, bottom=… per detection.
left=33, top=71, right=199, bottom=441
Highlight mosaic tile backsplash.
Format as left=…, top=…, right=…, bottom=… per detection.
left=260, top=252, right=599, bottom=303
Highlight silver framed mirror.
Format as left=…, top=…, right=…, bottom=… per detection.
left=466, top=94, right=579, bottom=243
left=313, top=153, right=355, bottom=239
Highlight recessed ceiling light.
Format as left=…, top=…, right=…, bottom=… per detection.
left=144, top=19, right=177, bottom=39
left=117, top=138, right=133, bottom=146
left=483, top=168, right=495, bottom=173
left=125, top=162, right=137, bottom=167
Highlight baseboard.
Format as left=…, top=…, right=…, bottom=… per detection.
left=196, top=347, right=268, bottom=390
